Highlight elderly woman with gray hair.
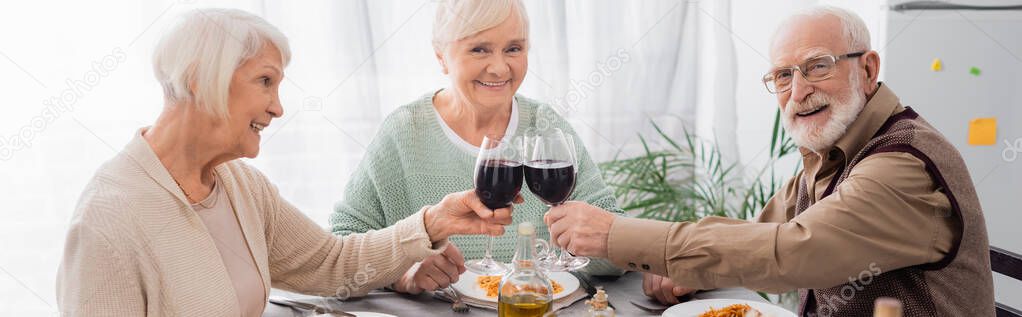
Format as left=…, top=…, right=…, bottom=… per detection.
left=329, top=0, right=624, bottom=295
left=56, top=9, right=511, bottom=316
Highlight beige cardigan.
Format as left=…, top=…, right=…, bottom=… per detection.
left=57, top=129, right=448, bottom=316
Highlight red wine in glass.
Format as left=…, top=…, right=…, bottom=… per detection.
left=523, top=159, right=575, bottom=206
left=466, top=135, right=524, bottom=276
left=524, top=129, right=589, bottom=271
left=475, top=159, right=524, bottom=209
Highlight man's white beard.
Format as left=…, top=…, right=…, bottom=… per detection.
left=781, top=74, right=866, bottom=153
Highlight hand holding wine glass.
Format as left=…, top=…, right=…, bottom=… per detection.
left=524, top=128, right=589, bottom=271
left=422, top=189, right=515, bottom=242
left=465, top=134, right=525, bottom=275
left=543, top=200, right=616, bottom=259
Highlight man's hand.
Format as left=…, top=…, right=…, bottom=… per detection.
left=423, top=190, right=517, bottom=242
left=543, top=201, right=616, bottom=258
left=392, top=245, right=467, bottom=294
left=642, top=273, right=696, bottom=305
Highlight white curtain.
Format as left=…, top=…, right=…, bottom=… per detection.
left=520, top=0, right=738, bottom=161
left=0, top=0, right=735, bottom=314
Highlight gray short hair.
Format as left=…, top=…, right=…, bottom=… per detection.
left=777, top=5, right=871, bottom=52
left=152, top=8, right=291, bottom=117
left=432, top=0, right=529, bottom=52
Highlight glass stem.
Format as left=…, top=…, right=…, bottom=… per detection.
left=557, top=238, right=568, bottom=263
left=548, top=204, right=563, bottom=263
left=548, top=235, right=557, bottom=257
left=484, top=236, right=494, bottom=259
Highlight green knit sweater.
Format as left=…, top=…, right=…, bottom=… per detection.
left=330, top=92, right=624, bottom=275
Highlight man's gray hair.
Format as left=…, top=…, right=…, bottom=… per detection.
left=778, top=5, right=872, bottom=52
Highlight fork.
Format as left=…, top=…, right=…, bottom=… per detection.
left=445, top=286, right=470, bottom=313
left=629, top=300, right=669, bottom=315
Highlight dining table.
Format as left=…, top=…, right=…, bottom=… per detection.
left=262, top=271, right=770, bottom=316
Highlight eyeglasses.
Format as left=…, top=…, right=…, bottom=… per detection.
left=762, top=52, right=865, bottom=94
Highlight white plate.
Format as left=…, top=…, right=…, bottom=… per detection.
left=451, top=270, right=579, bottom=302
left=662, top=299, right=796, bottom=317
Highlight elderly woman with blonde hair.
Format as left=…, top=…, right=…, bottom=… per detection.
left=56, top=8, right=511, bottom=316
left=330, top=0, right=624, bottom=295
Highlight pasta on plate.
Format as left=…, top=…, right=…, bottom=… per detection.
left=476, top=275, right=563, bottom=298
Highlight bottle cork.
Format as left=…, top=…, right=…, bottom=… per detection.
left=518, top=222, right=535, bottom=236
left=873, top=297, right=903, bottom=317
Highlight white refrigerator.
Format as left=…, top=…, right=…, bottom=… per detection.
left=884, top=0, right=1022, bottom=309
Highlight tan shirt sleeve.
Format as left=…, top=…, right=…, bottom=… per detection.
left=756, top=169, right=802, bottom=224
left=263, top=178, right=448, bottom=297
left=607, top=152, right=955, bottom=293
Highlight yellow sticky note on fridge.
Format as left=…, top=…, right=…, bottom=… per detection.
left=968, top=118, right=997, bottom=145
left=931, top=58, right=943, bottom=71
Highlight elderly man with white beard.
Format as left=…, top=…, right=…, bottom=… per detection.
left=543, top=6, right=994, bottom=316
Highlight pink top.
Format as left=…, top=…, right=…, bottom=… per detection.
left=192, top=176, right=266, bottom=317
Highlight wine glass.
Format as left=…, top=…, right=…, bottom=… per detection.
left=466, top=134, right=524, bottom=275
left=524, top=128, right=589, bottom=272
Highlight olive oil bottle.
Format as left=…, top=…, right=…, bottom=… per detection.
left=498, top=222, right=553, bottom=317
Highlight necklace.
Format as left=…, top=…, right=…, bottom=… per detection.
left=172, top=177, right=196, bottom=203
left=171, top=171, right=214, bottom=204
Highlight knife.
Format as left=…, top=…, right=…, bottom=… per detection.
left=268, top=296, right=357, bottom=317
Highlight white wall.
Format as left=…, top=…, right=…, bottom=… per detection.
left=731, top=0, right=813, bottom=178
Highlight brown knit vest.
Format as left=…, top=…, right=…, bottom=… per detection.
left=795, top=108, right=994, bottom=317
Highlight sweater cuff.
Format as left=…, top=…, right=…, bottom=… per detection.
left=607, top=216, right=672, bottom=276
left=394, top=206, right=449, bottom=261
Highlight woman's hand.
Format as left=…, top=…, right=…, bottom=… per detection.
left=423, top=190, right=518, bottom=242
left=642, top=273, right=696, bottom=305
left=392, top=245, right=466, bottom=294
